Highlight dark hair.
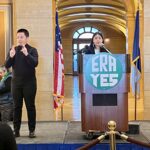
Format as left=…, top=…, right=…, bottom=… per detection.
left=17, top=28, right=29, bottom=37
left=89, top=32, right=104, bottom=50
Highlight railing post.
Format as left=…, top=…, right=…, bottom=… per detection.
left=108, top=120, right=117, bottom=150
left=77, top=120, right=150, bottom=150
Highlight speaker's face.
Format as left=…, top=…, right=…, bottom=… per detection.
left=93, top=34, right=103, bottom=48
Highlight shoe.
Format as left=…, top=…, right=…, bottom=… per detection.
left=29, top=131, right=36, bottom=138
left=13, top=131, right=20, bottom=138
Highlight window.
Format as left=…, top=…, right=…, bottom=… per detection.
left=79, top=33, right=93, bottom=39
left=72, top=27, right=100, bottom=74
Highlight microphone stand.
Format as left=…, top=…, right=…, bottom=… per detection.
left=102, top=45, right=112, bottom=54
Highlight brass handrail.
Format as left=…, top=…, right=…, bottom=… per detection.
left=77, top=134, right=107, bottom=150
left=119, top=132, right=150, bottom=148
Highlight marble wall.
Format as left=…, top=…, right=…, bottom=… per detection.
left=144, top=0, right=150, bottom=120
left=1, top=0, right=149, bottom=121
left=13, top=0, right=55, bottom=120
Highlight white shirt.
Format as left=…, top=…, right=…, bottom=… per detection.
left=94, top=49, right=100, bottom=54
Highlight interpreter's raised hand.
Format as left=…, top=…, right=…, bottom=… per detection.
left=10, top=45, right=16, bottom=58
left=21, top=45, right=28, bottom=56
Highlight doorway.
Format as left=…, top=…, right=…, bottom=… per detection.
left=0, top=5, right=12, bottom=65
left=72, top=27, right=100, bottom=75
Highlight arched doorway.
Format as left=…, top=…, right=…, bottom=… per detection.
left=72, top=26, right=100, bottom=75
left=0, top=4, right=12, bottom=65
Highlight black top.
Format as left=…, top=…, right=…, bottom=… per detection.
left=5, top=44, right=38, bottom=81
left=0, top=123, right=17, bottom=150
left=84, top=46, right=109, bottom=54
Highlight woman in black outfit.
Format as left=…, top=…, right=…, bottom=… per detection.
left=85, top=32, right=111, bottom=54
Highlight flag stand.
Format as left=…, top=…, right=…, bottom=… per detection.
left=134, top=82, right=137, bottom=120
left=61, top=105, right=63, bottom=121
left=54, top=106, right=63, bottom=121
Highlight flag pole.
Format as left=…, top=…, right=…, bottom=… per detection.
left=54, top=0, right=64, bottom=121
left=61, top=105, right=63, bottom=121
left=134, top=0, right=140, bottom=121
left=56, top=0, right=64, bottom=121
left=134, top=82, right=137, bottom=120
left=56, top=0, right=63, bottom=121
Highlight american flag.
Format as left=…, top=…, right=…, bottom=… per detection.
left=53, top=10, right=64, bottom=109
left=131, top=10, right=141, bottom=96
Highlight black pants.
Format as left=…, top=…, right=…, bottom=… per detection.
left=12, top=78, right=37, bottom=132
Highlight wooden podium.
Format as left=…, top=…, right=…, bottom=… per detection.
left=78, top=53, right=130, bottom=132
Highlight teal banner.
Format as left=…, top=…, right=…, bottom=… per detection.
left=85, top=53, right=123, bottom=90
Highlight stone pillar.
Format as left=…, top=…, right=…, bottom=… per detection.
left=144, top=0, right=150, bottom=120
left=13, top=0, right=55, bottom=120
left=0, top=12, right=5, bottom=65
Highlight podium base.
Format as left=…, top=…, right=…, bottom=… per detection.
left=85, top=122, right=140, bottom=140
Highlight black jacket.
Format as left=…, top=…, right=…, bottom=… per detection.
left=5, top=44, right=38, bottom=82
left=84, top=46, right=109, bottom=54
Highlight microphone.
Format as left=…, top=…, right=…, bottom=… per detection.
left=101, top=45, right=111, bottom=54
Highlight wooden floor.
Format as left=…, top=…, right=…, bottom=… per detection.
left=22, top=75, right=144, bottom=121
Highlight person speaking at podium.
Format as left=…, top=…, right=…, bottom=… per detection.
left=85, top=32, right=111, bottom=54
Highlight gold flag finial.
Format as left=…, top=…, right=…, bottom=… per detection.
left=56, top=0, right=59, bottom=7
left=137, top=0, right=142, bottom=11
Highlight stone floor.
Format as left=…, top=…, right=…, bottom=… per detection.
left=8, top=121, right=150, bottom=145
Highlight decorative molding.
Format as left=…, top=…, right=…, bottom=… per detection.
left=85, top=0, right=93, bottom=3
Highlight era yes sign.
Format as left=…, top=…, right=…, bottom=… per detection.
left=85, top=53, right=123, bottom=90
